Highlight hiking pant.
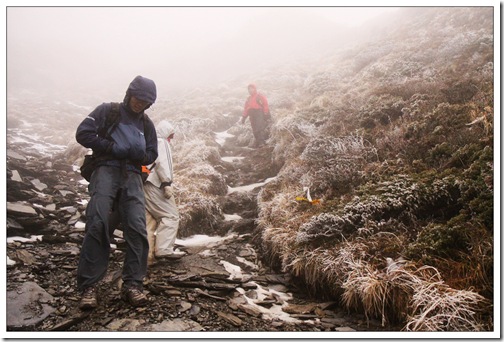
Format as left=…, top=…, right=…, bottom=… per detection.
left=248, top=109, right=268, bottom=145
left=144, top=182, right=180, bottom=260
left=77, top=165, right=148, bottom=291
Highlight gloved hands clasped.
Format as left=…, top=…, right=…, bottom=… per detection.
left=111, top=143, right=129, bottom=159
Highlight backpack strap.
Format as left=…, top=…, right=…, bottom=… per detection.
left=97, top=102, right=121, bottom=138
left=142, top=113, right=151, bottom=141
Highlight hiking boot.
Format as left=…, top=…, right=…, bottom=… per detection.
left=147, top=256, right=157, bottom=267
left=121, top=286, right=148, bottom=307
left=79, top=286, right=98, bottom=310
left=156, top=249, right=186, bottom=261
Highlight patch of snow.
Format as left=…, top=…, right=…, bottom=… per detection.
left=214, top=130, right=234, bottom=146
left=78, top=179, right=89, bottom=186
left=237, top=283, right=299, bottom=323
left=224, top=213, right=242, bottom=221
left=7, top=256, right=16, bottom=266
left=176, top=234, right=237, bottom=248
left=8, top=132, right=66, bottom=155
left=227, top=177, right=277, bottom=194
left=219, top=260, right=244, bottom=280
left=7, top=235, right=43, bottom=244
left=198, top=249, right=217, bottom=258
left=221, top=156, right=245, bottom=163
left=74, top=221, right=86, bottom=229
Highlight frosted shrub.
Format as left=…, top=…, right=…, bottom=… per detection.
left=269, top=109, right=316, bottom=164
left=175, top=137, right=219, bottom=168
left=358, top=94, right=405, bottom=127
left=299, top=134, right=377, bottom=194
left=296, top=213, right=352, bottom=245
left=182, top=164, right=227, bottom=196
left=296, top=175, right=461, bottom=245
left=375, top=125, right=409, bottom=159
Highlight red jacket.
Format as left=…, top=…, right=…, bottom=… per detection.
left=243, top=85, right=270, bottom=118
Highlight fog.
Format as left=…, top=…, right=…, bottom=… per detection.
left=7, top=6, right=398, bottom=101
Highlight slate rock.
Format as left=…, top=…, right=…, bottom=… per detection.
left=335, top=326, right=356, bottom=332
left=7, top=150, right=26, bottom=160
left=7, top=282, right=56, bottom=329
left=30, top=179, right=48, bottom=191
left=15, top=249, right=38, bottom=265
left=11, top=170, right=23, bottom=182
left=216, top=311, right=243, bottom=326
left=7, top=218, right=25, bottom=236
left=106, top=318, right=144, bottom=331
left=148, top=318, right=204, bottom=332
left=7, top=202, right=38, bottom=216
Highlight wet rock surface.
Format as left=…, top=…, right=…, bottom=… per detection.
left=6, top=137, right=390, bottom=334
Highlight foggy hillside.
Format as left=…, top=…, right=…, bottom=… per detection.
left=7, top=6, right=495, bottom=333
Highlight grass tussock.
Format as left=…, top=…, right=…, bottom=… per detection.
left=406, top=279, right=491, bottom=331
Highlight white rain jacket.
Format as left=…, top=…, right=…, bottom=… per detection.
left=146, top=120, right=175, bottom=188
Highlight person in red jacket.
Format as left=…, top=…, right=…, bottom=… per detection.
left=241, top=83, right=271, bottom=148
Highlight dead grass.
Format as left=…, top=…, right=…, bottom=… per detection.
left=406, top=280, right=491, bottom=331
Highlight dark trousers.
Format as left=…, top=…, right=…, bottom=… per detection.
left=248, top=109, right=268, bottom=144
left=77, top=165, right=148, bottom=291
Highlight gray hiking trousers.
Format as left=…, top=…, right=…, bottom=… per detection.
left=248, top=108, right=268, bottom=144
left=77, top=165, right=148, bottom=291
left=144, top=182, right=180, bottom=260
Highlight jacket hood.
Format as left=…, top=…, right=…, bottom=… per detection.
left=124, top=75, right=157, bottom=105
left=156, top=120, right=175, bottom=140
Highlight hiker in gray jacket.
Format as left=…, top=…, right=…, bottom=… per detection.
left=75, top=75, right=158, bottom=309
left=144, top=120, right=185, bottom=265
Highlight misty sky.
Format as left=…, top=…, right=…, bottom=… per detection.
left=6, top=6, right=398, bottom=101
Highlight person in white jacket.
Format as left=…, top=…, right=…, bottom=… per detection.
left=144, top=120, right=185, bottom=265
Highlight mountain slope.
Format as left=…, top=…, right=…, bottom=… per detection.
left=252, top=7, right=494, bottom=331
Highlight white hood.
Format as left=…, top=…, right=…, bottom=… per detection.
left=156, top=120, right=175, bottom=140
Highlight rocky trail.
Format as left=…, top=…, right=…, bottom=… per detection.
left=6, top=131, right=390, bottom=335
